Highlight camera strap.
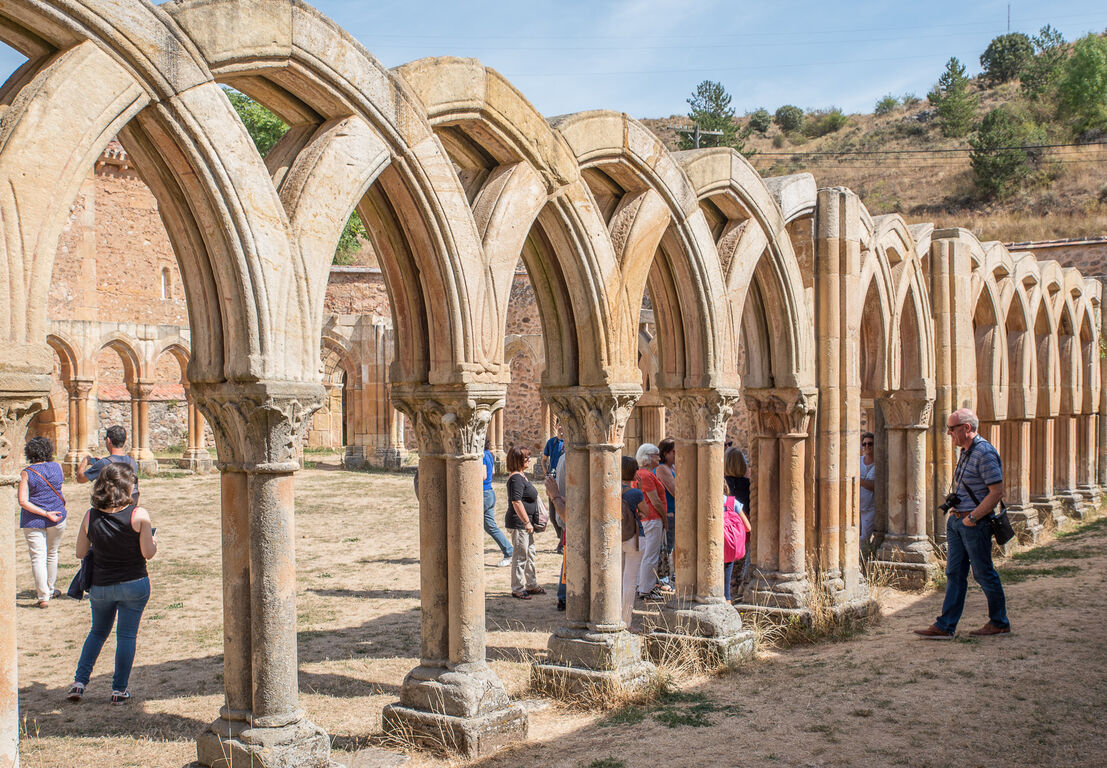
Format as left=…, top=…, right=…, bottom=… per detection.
left=955, top=439, right=1006, bottom=516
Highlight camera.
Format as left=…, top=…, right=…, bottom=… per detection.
left=938, top=493, right=961, bottom=513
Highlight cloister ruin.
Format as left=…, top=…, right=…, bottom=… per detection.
left=1, top=1, right=1105, bottom=766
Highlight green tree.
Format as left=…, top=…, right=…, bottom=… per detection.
left=874, top=94, right=900, bottom=115
left=1021, top=25, right=1068, bottom=97
left=774, top=104, right=804, bottom=133
left=1057, top=34, right=1107, bottom=135
left=225, top=87, right=365, bottom=263
left=980, top=32, right=1034, bottom=85
left=804, top=107, right=849, bottom=137
left=748, top=108, right=772, bottom=134
left=928, top=57, right=978, bottom=138
left=970, top=106, right=1043, bottom=198
left=679, top=80, right=750, bottom=152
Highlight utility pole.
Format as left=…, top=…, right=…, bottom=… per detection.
left=675, top=124, right=724, bottom=149
left=1007, top=3, right=1010, bottom=33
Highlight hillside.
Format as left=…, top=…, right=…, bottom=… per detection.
left=641, top=82, right=1107, bottom=244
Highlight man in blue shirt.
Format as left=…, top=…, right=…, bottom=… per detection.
left=542, top=422, right=565, bottom=552
left=915, top=408, right=1010, bottom=639
left=483, top=439, right=512, bottom=566
left=77, top=425, right=139, bottom=500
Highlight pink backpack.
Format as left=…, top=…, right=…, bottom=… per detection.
left=723, top=496, right=748, bottom=563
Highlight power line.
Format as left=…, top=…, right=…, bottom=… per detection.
left=751, top=141, right=1107, bottom=157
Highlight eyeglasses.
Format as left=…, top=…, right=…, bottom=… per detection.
left=861, top=441, right=874, bottom=447
left=946, top=423, right=967, bottom=434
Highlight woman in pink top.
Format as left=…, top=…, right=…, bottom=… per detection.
left=634, top=443, right=668, bottom=601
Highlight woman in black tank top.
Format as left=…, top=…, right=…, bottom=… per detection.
left=67, top=462, right=158, bottom=705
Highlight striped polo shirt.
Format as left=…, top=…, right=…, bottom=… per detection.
left=953, top=435, right=1003, bottom=513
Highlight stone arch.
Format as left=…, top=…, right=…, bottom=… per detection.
left=857, top=237, right=894, bottom=402
left=46, top=332, right=81, bottom=383
left=969, top=243, right=1009, bottom=424
left=553, top=110, right=732, bottom=392
left=1003, top=260, right=1039, bottom=421
left=96, top=332, right=142, bottom=386
left=393, top=57, right=633, bottom=388
left=676, top=150, right=815, bottom=391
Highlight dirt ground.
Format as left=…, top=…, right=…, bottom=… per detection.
left=14, top=465, right=1107, bottom=768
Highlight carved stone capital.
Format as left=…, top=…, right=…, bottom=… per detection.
left=879, top=391, right=933, bottom=430
left=745, top=387, right=817, bottom=438
left=0, top=395, right=48, bottom=475
left=67, top=377, right=95, bottom=400
left=128, top=379, right=157, bottom=401
left=661, top=389, right=739, bottom=443
left=543, top=385, right=641, bottom=447
left=391, top=384, right=505, bottom=457
left=191, top=381, right=325, bottom=471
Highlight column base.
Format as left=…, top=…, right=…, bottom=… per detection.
left=740, top=569, right=810, bottom=609
left=380, top=663, right=526, bottom=757
left=531, top=627, right=655, bottom=698
left=342, top=446, right=368, bottom=470
left=872, top=534, right=939, bottom=590
left=1077, top=486, right=1102, bottom=517
left=1005, top=504, right=1044, bottom=544
left=734, top=594, right=878, bottom=628
left=180, top=449, right=214, bottom=473
left=196, top=715, right=334, bottom=768
left=1032, top=496, right=1068, bottom=530
left=1053, top=490, right=1087, bottom=521
left=641, top=601, right=754, bottom=668
left=136, top=458, right=159, bottom=476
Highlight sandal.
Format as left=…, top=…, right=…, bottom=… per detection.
left=67, top=682, right=84, bottom=702
left=525, top=586, right=547, bottom=595
left=511, top=591, right=532, bottom=600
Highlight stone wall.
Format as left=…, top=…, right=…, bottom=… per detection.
left=96, top=399, right=192, bottom=453
left=1008, top=238, right=1107, bottom=278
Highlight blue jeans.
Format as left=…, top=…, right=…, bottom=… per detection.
left=937, top=516, right=1008, bottom=633
left=75, top=576, right=150, bottom=691
left=483, top=489, right=512, bottom=557
left=665, top=511, right=675, bottom=553
left=723, top=561, right=735, bottom=601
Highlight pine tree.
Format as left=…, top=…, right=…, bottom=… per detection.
left=928, top=57, right=978, bottom=138
left=680, top=80, right=750, bottom=153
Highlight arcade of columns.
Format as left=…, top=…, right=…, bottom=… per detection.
left=1, top=2, right=1104, bottom=766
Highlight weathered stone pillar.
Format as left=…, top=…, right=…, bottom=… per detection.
left=1053, top=413, right=1085, bottom=519
left=1076, top=413, right=1099, bottom=510
left=740, top=388, right=817, bottom=612
left=1002, top=418, right=1042, bottom=542
left=0, top=373, right=50, bottom=768
left=181, top=384, right=212, bottom=472
left=127, top=379, right=158, bottom=475
left=194, top=382, right=332, bottom=768
left=643, top=390, right=753, bottom=665
left=1030, top=417, right=1065, bottom=527
left=532, top=386, right=655, bottom=694
left=874, top=393, right=938, bottom=587
left=637, top=403, right=665, bottom=447
left=382, top=385, right=526, bottom=755
left=62, top=377, right=94, bottom=477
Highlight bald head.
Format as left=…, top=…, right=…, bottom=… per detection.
left=949, top=408, right=979, bottom=431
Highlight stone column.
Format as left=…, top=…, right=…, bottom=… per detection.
left=127, top=379, right=158, bottom=475
left=1076, top=413, right=1099, bottom=510
left=490, top=408, right=506, bottom=473
left=1053, top=414, right=1085, bottom=519
left=532, top=386, right=655, bottom=694
left=0, top=376, right=50, bottom=768
left=642, top=390, right=753, bottom=666
left=62, top=377, right=94, bottom=477
left=1002, top=418, right=1042, bottom=542
left=741, top=388, right=817, bottom=612
left=181, top=384, right=212, bottom=472
left=382, top=385, right=526, bottom=756
left=874, top=393, right=938, bottom=587
left=637, top=403, right=665, bottom=447
left=1030, top=417, right=1065, bottom=527
left=194, top=381, right=332, bottom=768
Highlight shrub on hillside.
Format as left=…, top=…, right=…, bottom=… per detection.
left=803, top=108, right=849, bottom=137
left=1057, top=34, right=1107, bottom=136
left=774, top=104, right=804, bottom=133
left=970, top=106, right=1044, bottom=199
left=874, top=94, right=899, bottom=115
left=980, top=32, right=1034, bottom=85
left=1021, top=25, right=1068, bottom=98
left=928, top=57, right=978, bottom=137
left=901, top=92, right=922, bottom=108
left=748, top=108, right=772, bottom=134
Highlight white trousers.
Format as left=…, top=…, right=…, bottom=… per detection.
left=636, top=519, right=664, bottom=594
left=621, top=537, right=643, bottom=628
left=23, top=522, right=66, bottom=601
left=510, top=528, right=538, bottom=593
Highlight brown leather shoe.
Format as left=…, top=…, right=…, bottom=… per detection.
left=969, top=622, right=1011, bottom=636
left=913, top=624, right=954, bottom=639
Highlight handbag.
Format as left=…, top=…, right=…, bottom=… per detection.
left=533, top=496, right=549, bottom=533
left=962, top=484, right=1016, bottom=546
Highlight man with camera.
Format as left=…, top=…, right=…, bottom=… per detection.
left=914, top=408, right=1011, bottom=639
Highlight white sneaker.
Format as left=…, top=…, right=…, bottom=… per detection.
left=497, top=556, right=512, bottom=567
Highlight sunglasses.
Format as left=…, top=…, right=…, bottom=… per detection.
left=861, top=441, right=874, bottom=447
left=946, top=423, right=968, bottom=434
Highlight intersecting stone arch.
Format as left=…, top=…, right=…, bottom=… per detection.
left=553, top=110, right=732, bottom=392
left=1055, top=271, right=1083, bottom=417
left=677, top=150, right=815, bottom=390
left=1078, top=285, right=1101, bottom=415
left=393, top=57, right=632, bottom=387
left=1035, top=261, right=1065, bottom=419
left=965, top=237, right=1009, bottom=422
left=165, top=0, right=488, bottom=388
left=858, top=229, right=894, bottom=398
left=1005, top=255, right=1040, bottom=420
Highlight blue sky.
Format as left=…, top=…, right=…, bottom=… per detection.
left=1, top=1, right=1105, bottom=118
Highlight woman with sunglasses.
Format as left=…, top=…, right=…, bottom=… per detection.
left=859, top=432, right=877, bottom=554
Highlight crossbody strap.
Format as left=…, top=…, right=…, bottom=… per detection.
left=26, top=466, right=64, bottom=504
